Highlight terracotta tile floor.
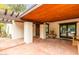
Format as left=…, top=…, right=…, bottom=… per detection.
left=0, top=38, right=78, bottom=55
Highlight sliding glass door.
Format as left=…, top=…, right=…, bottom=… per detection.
left=60, top=23, right=76, bottom=38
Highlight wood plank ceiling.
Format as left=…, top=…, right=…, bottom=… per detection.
left=21, top=4, right=79, bottom=23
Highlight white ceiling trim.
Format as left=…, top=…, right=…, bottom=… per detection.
left=20, top=4, right=43, bottom=18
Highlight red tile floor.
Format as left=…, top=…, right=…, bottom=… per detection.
left=0, top=38, right=78, bottom=55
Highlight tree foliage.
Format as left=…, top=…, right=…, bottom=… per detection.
left=7, top=4, right=26, bottom=13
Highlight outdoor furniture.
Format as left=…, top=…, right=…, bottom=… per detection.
left=72, top=35, right=79, bottom=46
left=47, top=31, right=57, bottom=39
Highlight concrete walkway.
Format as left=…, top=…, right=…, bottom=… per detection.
left=0, top=38, right=78, bottom=55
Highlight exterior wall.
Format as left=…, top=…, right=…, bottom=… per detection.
left=49, top=22, right=59, bottom=38
left=49, top=18, right=79, bottom=39
left=13, top=22, right=24, bottom=39
left=6, top=21, right=24, bottom=39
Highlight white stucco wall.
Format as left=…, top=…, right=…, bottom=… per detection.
left=49, top=18, right=79, bottom=39
left=77, top=22, right=79, bottom=39
left=6, top=22, right=24, bottom=39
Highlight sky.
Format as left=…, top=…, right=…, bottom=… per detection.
left=27, top=4, right=36, bottom=10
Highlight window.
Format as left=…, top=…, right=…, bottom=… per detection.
left=60, top=22, right=76, bottom=39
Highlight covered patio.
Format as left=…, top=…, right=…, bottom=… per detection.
left=0, top=4, right=79, bottom=55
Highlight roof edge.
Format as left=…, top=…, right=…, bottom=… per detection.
left=20, top=4, right=43, bottom=18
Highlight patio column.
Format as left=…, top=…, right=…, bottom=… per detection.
left=24, top=22, right=33, bottom=44
left=40, top=24, right=46, bottom=39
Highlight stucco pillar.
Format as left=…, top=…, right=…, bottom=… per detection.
left=77, top=22, right=79, bottom=39
left=77, top=41, right=79, bottom=54
left=40, top=24, right=46, bottom=39
left=24, top=22, right=33, bottom=44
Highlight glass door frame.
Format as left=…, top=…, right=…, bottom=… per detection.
left=59, top=22, right=77, bottom=39
left=45, top=23, right=49, bottom=35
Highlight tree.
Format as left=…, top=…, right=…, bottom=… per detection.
left=7, top=4, right=26, bottom=13
left=0, top=23, right=5, bottom=33
left=0, top=23, right=5, bottom=37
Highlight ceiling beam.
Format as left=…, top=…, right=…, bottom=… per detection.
left=4, top=9, right=7, bottom=15
left=0, top=9, right=23, bottom=23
